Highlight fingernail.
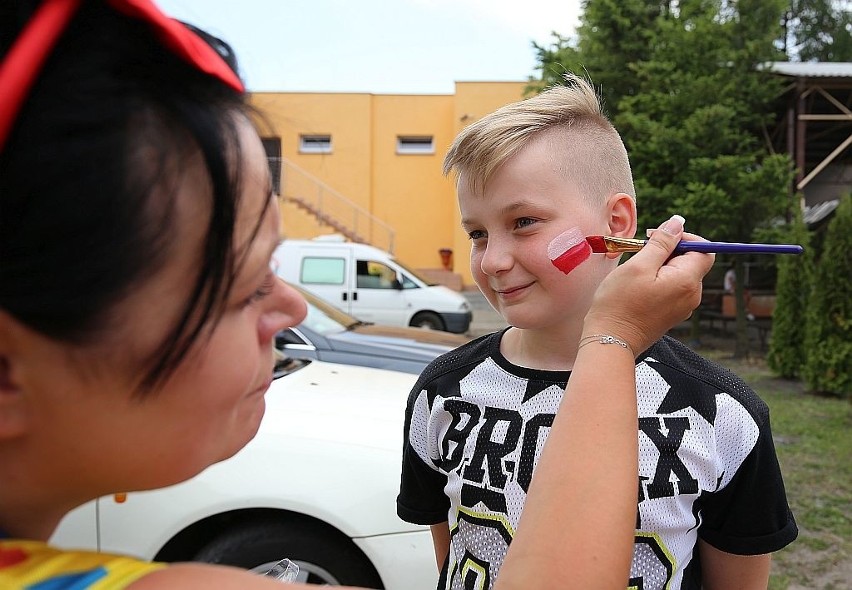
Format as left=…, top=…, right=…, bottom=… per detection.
left=659, top=214, right=685, bottom=236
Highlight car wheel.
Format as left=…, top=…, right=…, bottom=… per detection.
left=192, top=519, right=383, bottom=587
left=410, top=311, right=445, bottom=331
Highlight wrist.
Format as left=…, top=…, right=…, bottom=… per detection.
left=577, top=333, right=636, bottom=357
left=581, top=314, right=646, bottom=355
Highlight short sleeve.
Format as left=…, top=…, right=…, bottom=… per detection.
left=699, top=409, right=798, bottom=554
left=397, top=384, right=450, bottom=525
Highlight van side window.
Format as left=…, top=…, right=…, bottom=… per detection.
left=356, top=260, right=397, bottom=289
left=401, top=274, right=418, bottom=289
left=302, top=257, right=345, bottom=285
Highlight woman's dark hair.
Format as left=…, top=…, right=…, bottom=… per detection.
left=0, top=1, right=251, bottom=391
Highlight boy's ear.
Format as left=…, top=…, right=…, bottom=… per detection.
left=607, top=192, right=637, bottom=237
left=0, top=312, right=32, bottom=439
left=605, top=193, right=638, bottom=259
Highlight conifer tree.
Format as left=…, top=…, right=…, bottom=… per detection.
left=803, top=195, right=851, bottom=396
left=767, top=210, right=812, bottom=377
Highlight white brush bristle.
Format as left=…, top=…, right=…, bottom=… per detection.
left=547, top=227, right=584, bottom=260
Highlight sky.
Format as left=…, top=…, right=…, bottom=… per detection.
left=157, top=0, right=582, bottom=94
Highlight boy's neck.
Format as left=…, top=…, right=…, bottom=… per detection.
left=500, top=326, right=584, bottom=371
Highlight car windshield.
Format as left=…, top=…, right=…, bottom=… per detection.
left=287, top=281, right=364, bottom=334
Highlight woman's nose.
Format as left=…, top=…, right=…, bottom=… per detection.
left=259, top=278, right=308, bottom=343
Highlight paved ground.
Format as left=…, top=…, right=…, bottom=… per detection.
left=462, top=289, right=508, bottom=338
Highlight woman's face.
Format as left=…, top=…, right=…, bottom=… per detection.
left=22, top=115, right=307, bottom=496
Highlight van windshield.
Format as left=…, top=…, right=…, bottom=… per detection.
left=390, top=258, right=436, bottom=287
left=286, top=281, right=363, bottom=332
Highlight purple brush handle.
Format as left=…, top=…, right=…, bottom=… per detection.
left=670, top=241, right=804, bottom=254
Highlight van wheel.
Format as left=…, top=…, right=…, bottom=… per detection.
left=410, top=311, right=445, bottom=331
left=192, top=519, right=383, bottom=587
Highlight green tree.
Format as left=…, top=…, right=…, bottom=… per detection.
left=767, top=209, right=812, bottom=377
left=803, top=195, right=852, bottom=396
left=617, top=0, right=792, bottom=357
left=532, top=0, right=795, bottom=357
left=530, top=0, right=667, bottom=111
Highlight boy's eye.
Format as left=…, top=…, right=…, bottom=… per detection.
left=515, top=217, right=538, bottom=230
left=467, top=229, right=486, bottom=241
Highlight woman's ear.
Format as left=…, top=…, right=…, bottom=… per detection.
left=0, top=312, right=32, bottom=440
left=603, top=193, right=638, bottom=259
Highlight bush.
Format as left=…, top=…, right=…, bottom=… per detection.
left=767, top=211, right=811, bottom=378
left=803, top=195, right=851, bottom=396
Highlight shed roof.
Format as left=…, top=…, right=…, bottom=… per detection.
left=769, top=61, right=852, bottom=78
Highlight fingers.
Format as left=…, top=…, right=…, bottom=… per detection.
left=583, top=214, right=716, bottom=354
left=631, top=215, right=685, bottom=269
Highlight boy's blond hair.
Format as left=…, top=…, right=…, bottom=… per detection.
left=443, top=74, right=635, bottom=204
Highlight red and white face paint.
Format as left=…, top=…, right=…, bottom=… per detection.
left=548, top=227, right=592, bottom=275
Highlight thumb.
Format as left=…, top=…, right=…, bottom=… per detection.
left=634, top=214, right=685, bottom=267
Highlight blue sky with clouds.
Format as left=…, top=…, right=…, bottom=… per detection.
left=157, top=0, right=581, bottom=94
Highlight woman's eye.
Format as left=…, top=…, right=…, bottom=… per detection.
left=467, top=229, right=486, bottom=241
left=245, top=273, right=276, bottom=307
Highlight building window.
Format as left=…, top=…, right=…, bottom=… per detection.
left=397, top=135, right=434, bottom=155
left=299, top=134, right=332, bottom=154
left=261, top=137, right=282, bottom=194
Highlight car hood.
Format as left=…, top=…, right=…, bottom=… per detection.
left=325, top=324, right=468, bottom=360
left=261, top=359, right=417, bottom=449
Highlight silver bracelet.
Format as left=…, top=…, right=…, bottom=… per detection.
left=577, top=334, right=635, bottom=357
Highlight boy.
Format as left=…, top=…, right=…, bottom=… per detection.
left=396, top=75, right=797, bottom=590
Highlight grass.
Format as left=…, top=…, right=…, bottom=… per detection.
left=685, top=335, right=852, bottom=590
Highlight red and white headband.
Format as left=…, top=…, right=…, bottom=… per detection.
left=0, top=0, right=245, bottom=151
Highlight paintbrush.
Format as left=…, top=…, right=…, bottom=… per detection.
left=585, top=236, right=804, bottom=255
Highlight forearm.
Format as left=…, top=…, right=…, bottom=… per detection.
left=497, top=340, right=638, bottom=590
left=699, top=541, right=771, bottom=589
left=430, top=523, right=450, bottom=571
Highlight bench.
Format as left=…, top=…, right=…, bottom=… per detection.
left=698, top=308, right=771, bottom=349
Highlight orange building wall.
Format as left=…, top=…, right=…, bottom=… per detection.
left=370, top=94, right=456, bottom=269
left=249, top=81, right=528, bottom=287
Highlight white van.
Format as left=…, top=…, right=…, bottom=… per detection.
left=274, top=236, right=472, bottom=333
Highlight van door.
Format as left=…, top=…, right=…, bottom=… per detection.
left=350, top=259, right=409, bottom=326
left=296, top=246, right=355, bottom=315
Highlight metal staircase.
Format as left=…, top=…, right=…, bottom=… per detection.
left=270, top=157, right=395, bottom=253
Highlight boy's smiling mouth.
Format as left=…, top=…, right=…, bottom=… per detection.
left=495, top=282, right=535, bottom=296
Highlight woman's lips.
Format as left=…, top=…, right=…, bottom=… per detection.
left=251, top=374, right=274, bottom=396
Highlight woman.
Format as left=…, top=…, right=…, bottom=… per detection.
left=0, top=1, right=713, bottom=588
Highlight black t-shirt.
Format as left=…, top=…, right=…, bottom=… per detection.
left=397, top=331, right=797, bottom=590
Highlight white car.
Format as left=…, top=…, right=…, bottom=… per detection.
left=51, top=358, right=438, bottom=589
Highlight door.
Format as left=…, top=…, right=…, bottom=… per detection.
left=349, top=259, right=409, bottom=326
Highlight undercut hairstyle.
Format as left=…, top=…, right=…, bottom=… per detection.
left=0, top=1, right=253, bottom=392
left=443, top=73, right=635, bottom=204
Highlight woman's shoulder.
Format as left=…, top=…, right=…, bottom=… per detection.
left=0, top=539, right=164, bottom=588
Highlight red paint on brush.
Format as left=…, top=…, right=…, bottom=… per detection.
left=548, top=228, right=591, bottom=275
left=585, top=235, right=609, bottom=253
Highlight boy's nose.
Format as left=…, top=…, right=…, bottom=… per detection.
left=479, top=239, right=514, bottom=276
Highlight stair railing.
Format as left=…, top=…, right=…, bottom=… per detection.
left=270, top=157, right=395, bottom=253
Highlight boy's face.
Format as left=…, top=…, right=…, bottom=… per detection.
left=458, top=134, right=624, bottom=334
